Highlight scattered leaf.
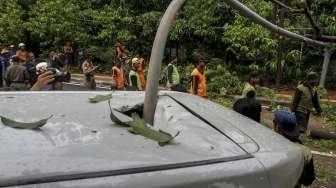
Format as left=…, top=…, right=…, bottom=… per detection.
left=0, top=115, right=53, bottom=130
left=127, top=113, right=179, bottom=146
left=108, top=100, right=132, bottom=127
left=89, top=94, right=112, bottom=103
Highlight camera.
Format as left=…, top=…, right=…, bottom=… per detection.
left=47, top=68, right=71, bottom=83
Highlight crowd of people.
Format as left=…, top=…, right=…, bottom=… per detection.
left=0, top=40, right=210, bottom=96
left=0, top=42, right=324, bottom=134
left=0, top=42, right=72, bottom=91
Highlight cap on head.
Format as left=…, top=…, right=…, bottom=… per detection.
left=18, top=43, right=25, bottom=48
left=10, top=45, right=14, bottom=48
left=131, top=58, right=138, bottom=66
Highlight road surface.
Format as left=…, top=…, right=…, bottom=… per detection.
left=63, top=82, right=110, bottom=91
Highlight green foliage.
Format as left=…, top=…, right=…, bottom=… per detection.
left=301, top=135, right=336, bottom=152
left=26, top=0, right=87, bottom=47
left=316, top=163, right=335, bottom=184
left=206, top=65, right=243, bottom=96
left=209, top=97, right=234, bottom=108
left=0, top=0, right=335, bottom=87
left=256, top=86, right=276, bottom=99
left=0, top=0, right=25, bottom=43
left=223, top=0, right=277, bottom=62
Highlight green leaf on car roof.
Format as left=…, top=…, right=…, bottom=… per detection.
left=89, top=94, right=113, bottom=103
left=0, top=115, right=53, bottom=130
left=126, top=113, right=179, bottom=146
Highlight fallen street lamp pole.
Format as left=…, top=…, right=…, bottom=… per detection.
left=143, top=0, right=187, bottom=125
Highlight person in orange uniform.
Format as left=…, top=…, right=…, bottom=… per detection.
left=190, top=57, right=207, bottom=98
left=137, top=56, right=146, bottom=89
left=111, top=59, right=126, bottom=90
left=16, top=43, right=28, bottom=64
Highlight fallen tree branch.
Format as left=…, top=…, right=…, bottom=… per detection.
left=311, top=151, right=336, bottom=158
left=301, top=0, right=322, bottom=38
left=270, top=0, right=322, bottom=39
left=225, top=0, right=329, bottom=46
left=270, top=0, right=304, bottom=13
left=305, top=34, right=336, bottom=43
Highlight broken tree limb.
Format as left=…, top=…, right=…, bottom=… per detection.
left=305, top=34, right=336, bottom=43
left=309, top=128, right=336, bottom=140
left=301, top=0, right=322, bottom=38
left=224, top=0, right=329, bottom=47
left=270, top=0, right=304, bottom=13
left=311, top=151, right=336, bottom=158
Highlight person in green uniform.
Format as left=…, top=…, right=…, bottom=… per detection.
left=242, top=72, right=258, bottom=98
left=129, top=58, right=142, bottom=91
left=166, top=57, right=180, bottom=90
left=291, top=72, right=323, bottom=133
left=5, top=56, right=30, bottom=90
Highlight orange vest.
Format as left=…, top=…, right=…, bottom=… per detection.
left=137, top=58, right=146, bottom=88
left=190, top=68, right=207, bottom=97
left=112, top=66, right=125, bottom=90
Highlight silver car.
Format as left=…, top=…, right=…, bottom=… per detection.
left=0, top=91, right=305, bottom=188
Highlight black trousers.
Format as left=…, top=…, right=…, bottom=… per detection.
left=295, top=111, right=310, bottom=133
left=0, top=72, right=3, bottom=88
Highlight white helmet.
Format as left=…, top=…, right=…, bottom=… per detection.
left=36, top=62, right=48, bottom=73
left=18, top=43, right=25, bottom=48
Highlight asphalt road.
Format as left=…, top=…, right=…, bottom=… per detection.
left=63, top=82, right=110, bottom=91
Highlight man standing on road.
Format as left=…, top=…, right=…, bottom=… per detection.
left=128, top=58, right=142, bottom=91
left=64, top=42, right=73, bottom=74
left=166, top=56, right=180, bottom=91
left=190, top=56, right=207, bottom=98
left=291, top=72, right=323, bottom=134
left=242, top=72, right=259, bottom=98
left=137, top=55, right=146, bottom=89
left=111, top=60, right=126, bottom=90
left=5, top=56, right=30, bottom=90
left=82, top=54, right=97, bottom=90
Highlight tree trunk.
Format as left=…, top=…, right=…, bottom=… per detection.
left=319, top=48, right=332, bottom=87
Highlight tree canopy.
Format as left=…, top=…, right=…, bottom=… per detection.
left=0, top=0, right=335, bottom=86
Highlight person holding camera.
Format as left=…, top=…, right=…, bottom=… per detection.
left=32, top=62, right=64, bottom=91
left=82, top=54, right=97, bottom=90
left=30, top=70, right=55, bottom=91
